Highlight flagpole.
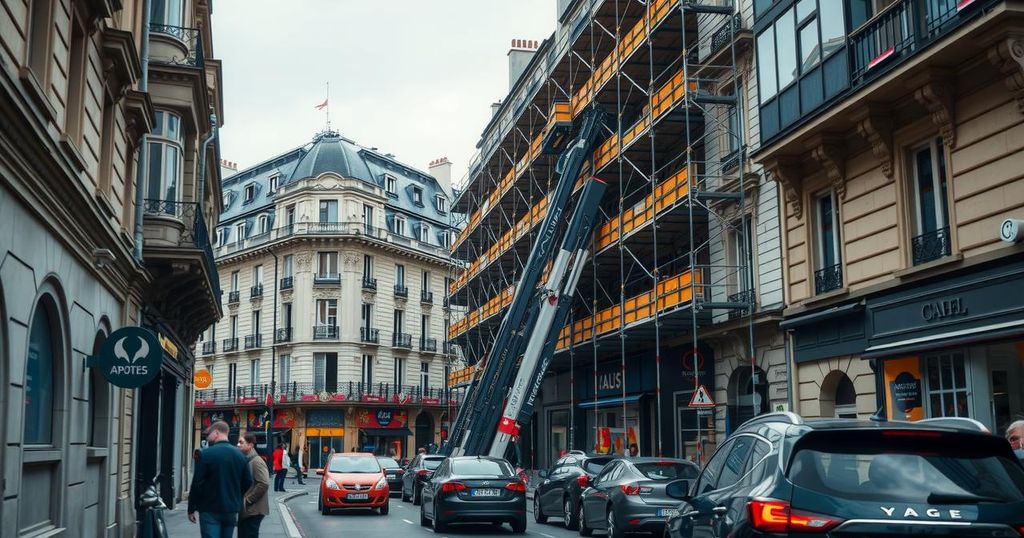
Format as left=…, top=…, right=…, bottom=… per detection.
left=326, top=81, right=330, bottom=131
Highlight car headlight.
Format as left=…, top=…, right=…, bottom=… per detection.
left=326, top=479, right=340, bottom=490
left=375, top=476, right=388, bottom=490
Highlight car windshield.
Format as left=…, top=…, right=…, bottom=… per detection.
left=789, top=432, right=1024, bottom=503
left=582, top=457, right=616, bottom=474
left=451, top=459, right=514, bottom=477
left=328, top=456, right=381, bottom=474
left=634, top=462, right=698, bottom=480
left=423, top=457, right=444, bottom=470
left=376, top=457, right=400, bottom=468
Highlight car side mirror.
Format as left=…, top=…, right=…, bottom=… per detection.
left=316, top=469, right=325, bottom=476
left=538, top=469, right=549, bottom=479
left=665, top=479, right=691, bottom=501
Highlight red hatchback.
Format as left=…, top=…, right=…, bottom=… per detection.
left=317, top=452, right=390, bottom=515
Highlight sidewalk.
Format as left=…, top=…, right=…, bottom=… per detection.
left=163, top=479, right=317, bottom=537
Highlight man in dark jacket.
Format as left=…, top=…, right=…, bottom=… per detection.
left=238, top=432, right=270, bottom=537
left=188, top=420, right=253, bottom=538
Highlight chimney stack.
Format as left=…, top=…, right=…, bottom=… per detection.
left=507, top=38, right=539, bottom=92
left=490, top=100, right=503, bottom=117
left=429, top=157, right=453, bottom=195
left=219, top=159, right=238, bottom=178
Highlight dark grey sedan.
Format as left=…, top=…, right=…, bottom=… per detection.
left=578, top=457, right=698, bottom=538
left=419, top=456, right=528, bottom=533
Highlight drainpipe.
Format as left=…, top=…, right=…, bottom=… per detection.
left=196, top=113, right=218, bottom=209
left=133, top=0, right=153, bottom=261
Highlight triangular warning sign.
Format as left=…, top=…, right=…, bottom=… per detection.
left=688, top=384, right=715, bottom=408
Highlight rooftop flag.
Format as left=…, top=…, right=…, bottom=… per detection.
left=314, top=99, right=328, bottom=110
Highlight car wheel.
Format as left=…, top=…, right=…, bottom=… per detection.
left=534, top=496, right=548, bottom=524
left=413, top=485, right=422, bottom=506
left=379, top=500, right=389, bottom=515
left=401, top=485, right=410, bottom=502
left=606, top=509, right=621, bottom=538
left=419, top=502, right=430, bottom=526
left=511, top=518, right=527, bottom=534
left=433, top=505, right=448, bottom=532
left=578, top=503, right=592, bottom=537
left=319, top=495, right=329, bottom=516
left=564, top=496, right=579, bottom=530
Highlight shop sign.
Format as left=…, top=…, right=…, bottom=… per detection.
left=238, top=396, right=259, bottom=405
left=920, top=298, right=968, bottom=322
left=356, top=408, right=408, bottom=429
left=307, top=409, right=344, bottom=427
left=422, top=397, right=440, bottom=405
left=193, top=369, right=212, bottom=389
left=195, top=399, right=215, bottom=407
left=158, top=333, right=179, bottom=359
left=890, top=372, right=922, bottom=412
left=362, top=394, right=386, bottom=403
left=883, top=357, right=925, bottom=421
left=392, top=393, right=413, bottom=405
left=87, top=326, right=163, bottom=389
left=597, top=370, right=623, bottom=392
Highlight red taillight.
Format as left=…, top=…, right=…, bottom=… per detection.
left=1016, top=524, right=1024, bottom=536
left=440, top=482, right=467, bottom=493
left=505, top=482, right=527, bottom=493
left=748, top=499, right=843, bottom=533
left=881, top=430, right=944, bottom=438
left=576, top=475, right=590, bottom=487
left=620, top=483, right=641, bottom=496
left=417, top=469, right=429, bottom=476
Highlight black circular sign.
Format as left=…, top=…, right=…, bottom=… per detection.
left=93, top=327, right=162, bottom=388
left=891, top=371, right=922, bottom=413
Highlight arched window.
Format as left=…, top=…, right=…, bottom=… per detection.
left=727, top=366, right=768, bottom=432
left=821, top=371, right=858, bottom=419
left=88, top=329, right=111, bottom=447
left=24, top=300, right=57, bottom=444
left=256, top=214, right=270, bottom=236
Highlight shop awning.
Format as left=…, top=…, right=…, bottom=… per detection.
left=361, top=428, right=413, bottom=437
left=863, top=319, right=1024, bottom=358
left=779, top=303, right=862, bottom=329
left=577, top=394, right=644, bottom=409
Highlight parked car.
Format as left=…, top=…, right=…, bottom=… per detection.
left=376, top=456, right=405, bottom=495
left=665, top=413, right=1024, bottom=538
left=316, top=452, right=390, bottom=515
left=419, top=456, right=527, bottom=533
left=402, top=453, right=445, bottom=504
left=577, top=457, right=698, bottom=538
left=534, top=453, right=620, bottom=529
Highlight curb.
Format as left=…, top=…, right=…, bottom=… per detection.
left=277, top=490, right=308, bottom=538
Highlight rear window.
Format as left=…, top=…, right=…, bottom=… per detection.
left=376, top=457, right=400, bottom=468
left=583, top=457, right=616, bottom=474
left=328, top=456, right=381, bottom=474
left=451, top=459, right=514, bottom=477
left=635, top=462, right=699, bottom=480
left=423, top=457, right=444, bottom=470
left=789, top=432, right=1024, bottom=504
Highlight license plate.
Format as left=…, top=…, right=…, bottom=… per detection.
left=386, top=473, right=396, bottom=477
left=471, top=489, right=501, bottom=497
left=658, top=508, right=678, bottom=518
left=346, top=493, right=369, bottom=500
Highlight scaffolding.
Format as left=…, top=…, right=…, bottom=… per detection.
left=447, top=0, right=756, bottom=463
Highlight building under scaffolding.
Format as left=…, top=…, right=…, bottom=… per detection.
left=446, top=0, right=787, bottom=469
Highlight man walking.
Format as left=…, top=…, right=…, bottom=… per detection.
left=272, top=443, right=287, bottom=492
left=237, top=433, right=270, bottom=537
left=290, top=446, right=305, bottom=485
left=188, top=421, right=253, bottom=538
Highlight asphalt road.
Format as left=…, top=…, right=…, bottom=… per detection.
left=286, top=489, right=594, bottom=538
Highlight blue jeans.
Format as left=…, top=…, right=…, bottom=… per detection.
left=199, top=511, right=237, bottom=538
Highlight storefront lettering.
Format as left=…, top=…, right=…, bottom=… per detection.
left=598, top=371, right=622, bottom=392
left=921, top=298, right=967, bottom=322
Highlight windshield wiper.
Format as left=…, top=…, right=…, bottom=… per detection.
left=926, top=492, right=1003, bottom=504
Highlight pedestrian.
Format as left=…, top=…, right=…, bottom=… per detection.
left=272, top=443, right=287, bottom=492
left=188, top=420, right=253, bottom=538
left=628, top=443, right=639, bottom=457
left=418, top=447, right=426, bottom=455
left=1007, top=420, right=1024, bottom=463
left=290, top=446, right=305, bottom=484
left=237, top=432, right=270, bottom=538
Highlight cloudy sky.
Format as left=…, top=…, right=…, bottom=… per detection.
left=211, top=1, right=555, bottom=184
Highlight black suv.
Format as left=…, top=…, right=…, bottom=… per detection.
left=534, top=453, right=619, bottom=530
left=666, top=413, right=1024, bottom=537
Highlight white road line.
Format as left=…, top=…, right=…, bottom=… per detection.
left=402, top=518, right=415, bottom=525
left=537, top=533, right=557, bottom=538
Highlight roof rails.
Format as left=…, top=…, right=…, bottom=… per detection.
left=739, top=412, right=805, bottom=430
left=916, top=417, right=991, bottom=433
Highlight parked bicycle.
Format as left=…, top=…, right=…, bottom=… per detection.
left=137, top=474, right=168, bottom=538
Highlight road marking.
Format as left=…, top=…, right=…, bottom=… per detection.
left=537, top=533, right=557, bottom=538
left=402, top=519, right=415, bottom=525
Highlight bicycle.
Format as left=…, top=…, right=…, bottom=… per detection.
left=137, top=474, right=169, bottom=538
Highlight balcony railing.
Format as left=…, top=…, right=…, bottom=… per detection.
left=202, top=340, right=216, bottom=354
left=149, top=24, right=204, bottom=68
left=362, top=277, right=378, bottom=291
left=313, top=325, right=338, bottom=340
left=228, top=290, right=240, bottom=304
left=143, top=199, right=220, bottom=299
left=195, top=381, right=463, bottom=407
left=222, top=338, right=238, bottom=352
left=421, top=291, right=434, bottom=304
left=314, top=273, right=341, bottom=286
left=392, top=332, right=412, bottom=349
left=727, top=289, right=757, bottom=320
left=360, top=327, right=380, bottom=344
left=244, top=334, right=262, bottom=349
left=912, top=227, right=951, bottom=266
left=250, top=284, right=263, bottom=299
left=280, top=276, right=294, bottom=290
left=275, top=327, right=293, bottom=343
left=213, top=221, right=451, bottom=260
left=814, top=264, right=844, bottom=295
left=394, top=284, right=408, bottom=298
left=443, top=341, right=457, bottom=355
left=420, top=338, right=438, bottom=353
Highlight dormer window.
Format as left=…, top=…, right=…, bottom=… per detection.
left=215, top=228, right=228, bottom=245
left=268, top=175, right=279, bottom=194
left=234, top=222, right=246, bottom=244
left=418, top=223, right=431, bottom=243
left=256, top=214, right=270, bottom=235
left=385, top=174, right=398, bottom=197
left=412, top=186, right=424, bottom=206
left=394, top=215, right=407, bottom=237
left=243, top=184, right=256, bottom=204
left=435, top=194, right=447, bottom=213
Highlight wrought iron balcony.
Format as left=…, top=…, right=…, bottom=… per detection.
left=727, top=289, right=757, bottom=320
left=814, top=264, right=844, bottom=295
left=275, top=327, right=293, bottom=343
left=280, top=276, right=294, bottom=290
left=222, top=338, right=238, bottom=352
left=148, top=24, right=204, bottom=68
left=250, top=284, right=263, bottom=298
left=709, top=12, right=743, bottom=58
left=228, top=290, right=240, bottom=304
left=392, top=332, right=412, bottom=349
left=912, top=227, right=951, bottom=266
left=360, top=327, right=380, bottom=344
left=202, top=340, right=216, bottom=355
left=197, top=381, right=464, bottom=407
left=313, top=325, right=338, bottom=340
left=394, top=284, right=408, bottom=298
left=314, top=273, right=341, bottom=286
left=244, top=334, right=262, bottom=349
left=362, top=277, right=378, bottom=291
left=421, top=291, right=434, bottom=304
left=420, top=338, right=438, bottom=353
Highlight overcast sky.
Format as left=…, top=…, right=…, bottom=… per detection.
left=211, top=1, right=555, bottom=184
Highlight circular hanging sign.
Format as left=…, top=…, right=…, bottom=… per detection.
left=93, top=326, right=162, bottom=388
left=194, top=368, right=212, bottom=389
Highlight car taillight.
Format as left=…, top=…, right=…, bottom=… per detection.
left=748, top=499, right=843, bottom=533
left=1016, top=524, right=1024, bottom=536
left=576, top=475, right=590, bottom=487
left=440, top=482, right=467, bottom=493
left=417, top=469, right=429, bottom=476
left=505, top=482, right=527, bottom=493
left=621, top=483, right=640, bottom=495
